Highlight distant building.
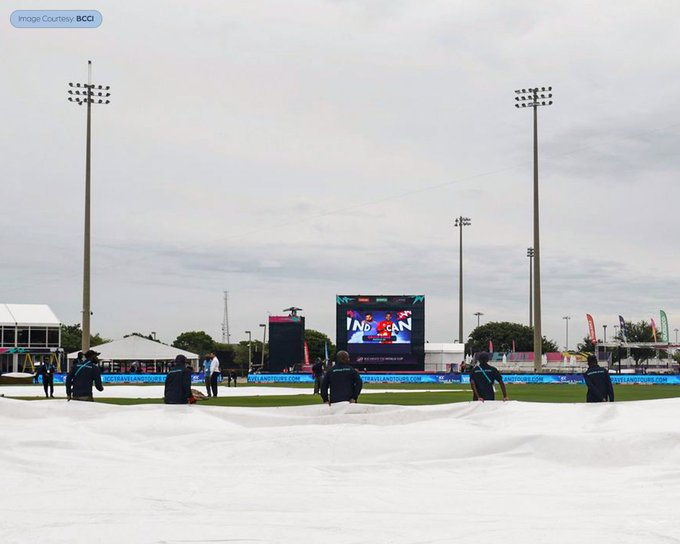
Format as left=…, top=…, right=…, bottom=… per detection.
left=0, top=304, right=61, bottom=374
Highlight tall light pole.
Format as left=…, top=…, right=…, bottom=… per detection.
left=68, top=60, right=111, bottom=352
left=563, top=316, right=571, bottom=350
left=245, top=330, right=252, bottom=368
left=455, top=216, right=471, bottom=343
left=527, top=247, right=534, bottom=328
left=603, top=324, right=607, bottom=343
left=675, top=328, right=678, bottom=343
left=259, top=323, right=267, bottom=369
left=474, top=312, right=484, bottom=328
left=515, top=86, right=553, bottom=372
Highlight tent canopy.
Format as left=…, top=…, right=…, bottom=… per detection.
left=0, top=304, right=61, bottom=327
left=67, top=335, right=198, bottom=361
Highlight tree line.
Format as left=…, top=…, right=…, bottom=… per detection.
left=59, top=324, right=335, bottom=368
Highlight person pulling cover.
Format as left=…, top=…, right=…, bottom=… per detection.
left=583, top=354, right=614, bottom=402
left=164, top=354, right=195, bottom=404
left=65, top=349, right=104, bottom=402
left=320, top=350, right=362, bottom=405
left=469, top=352, right=508, bottom=402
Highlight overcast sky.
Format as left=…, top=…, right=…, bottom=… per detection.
left=2, top=0, right=680, bottom=348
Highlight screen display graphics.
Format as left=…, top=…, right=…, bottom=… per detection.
left=336, top=295, right=425, bottom=370
left=346, top=309, right=412, bottom=346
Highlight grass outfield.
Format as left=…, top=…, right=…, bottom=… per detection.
left=10, top=383, right=680, bottom=406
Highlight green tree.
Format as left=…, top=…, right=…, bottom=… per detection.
left=60, top=324, right=109, bottom=353
left=576, top=336, right=596, bottom=353
left=124, top=332, right=160, bottom=342
left=619, top=320, right=657, bottom=366
left=172, top=331, right=215, bottom=356
left=304, top=329, right=335, bottom=361
left=91, top=333, right=108, bottom=347
left=230, top=340, right=267, bottom=367
left=467, top=321, right=559, bottom=353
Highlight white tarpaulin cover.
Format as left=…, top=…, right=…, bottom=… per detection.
left=67, top=335, right=198, bottom=361
left=0, top=396, right=678, bottom=543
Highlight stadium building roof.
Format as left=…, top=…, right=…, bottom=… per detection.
left=0, top=304, right=61, bottom=327
left=67, top=335, right=199, bottom=361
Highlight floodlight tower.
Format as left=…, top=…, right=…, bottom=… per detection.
left=474, top=312, right=484, bottom=328
left=259, top=323, right=267, bottom=368
left=244, top=330, right=252, bottom=367
left=527, top=247, right=534, bottom=327
left=68, top=60, right=111, bottom=352
left=454, top=216, right=471, bottom=344
left=222, top=291, right=231, bottom=344
left=563, top=315, right=571, bottom=350
left=514, top=86, right=553, bottom=372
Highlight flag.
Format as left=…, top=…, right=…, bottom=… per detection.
left=488, top=340, right=493, bottom=353
left=618, top=315, right=627, bottom=342
left=304, top=341, right=310, bottom=365
left=586, top=314, right=597, bottom=344
left=660, top=310, right=669, bottom=343
left=512, top=340, right=516, bottom=352
left=651, top=319, right=658, bottom=343
left=324, top=341, right=329, bottom=362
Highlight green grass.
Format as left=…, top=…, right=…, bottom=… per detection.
left=8, top=384, right=680, bottom=407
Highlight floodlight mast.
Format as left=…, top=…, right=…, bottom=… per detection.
left=68, top=60, right=111, bottom=352
left=454, top=216, right=471, bottom=345
left=527, top=247, right=534, bottom=328
left=514, top=86, right=553, bottom=372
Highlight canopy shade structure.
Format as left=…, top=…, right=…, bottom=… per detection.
left=67, top=335, right=198, bottom=361
left=0, top=304, right=61, bottom=327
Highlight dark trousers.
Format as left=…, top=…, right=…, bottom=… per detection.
left=43, top=376, right=54, bottom=397
left=205, top=374, right=212, bottom=396
left=210, top=372, right=219, bottom=397
left=313, top=376, right=322, bottom=395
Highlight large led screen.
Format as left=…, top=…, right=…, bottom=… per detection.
left=336, top=295, right=425, bottom=370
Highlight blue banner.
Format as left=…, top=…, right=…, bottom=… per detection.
left=248, top=374, right=314, bottom=383
left=39, top=372, right=680, bottom=386
left=249, top=373, right=680, bottom=385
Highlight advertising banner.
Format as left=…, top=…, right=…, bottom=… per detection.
left=250, top=373, right=680, bottom=385
left=44, top=372, right=680, bottom=386
left=618, top=315, right=627, bottom=341
left=49, top=373, right=170, bottom=384
left=586, top=314, right=597, bottom=344
left=660, top=310, right=669, bottom=343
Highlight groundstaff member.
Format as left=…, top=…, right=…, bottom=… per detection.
left=65, top=349, right=104, bottom=402
left=202, top=355, right=212, bottom=397
left=320, top=351, right=362, bottom=405
left=35, top=359, right=57, bottom=398
left=164, top=355, right=194, bottom=404
left=208, top=351, right=221, bottom=398
left=583, top=354, right=614, bottom=402
left=469, top=352, right=508, bottom=402
left=312, top=357, right=324, bottom=395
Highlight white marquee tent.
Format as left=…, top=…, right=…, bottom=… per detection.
left=0, top=303, right=61, bottom=327
left=67, top=335, right=199, bottom=371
